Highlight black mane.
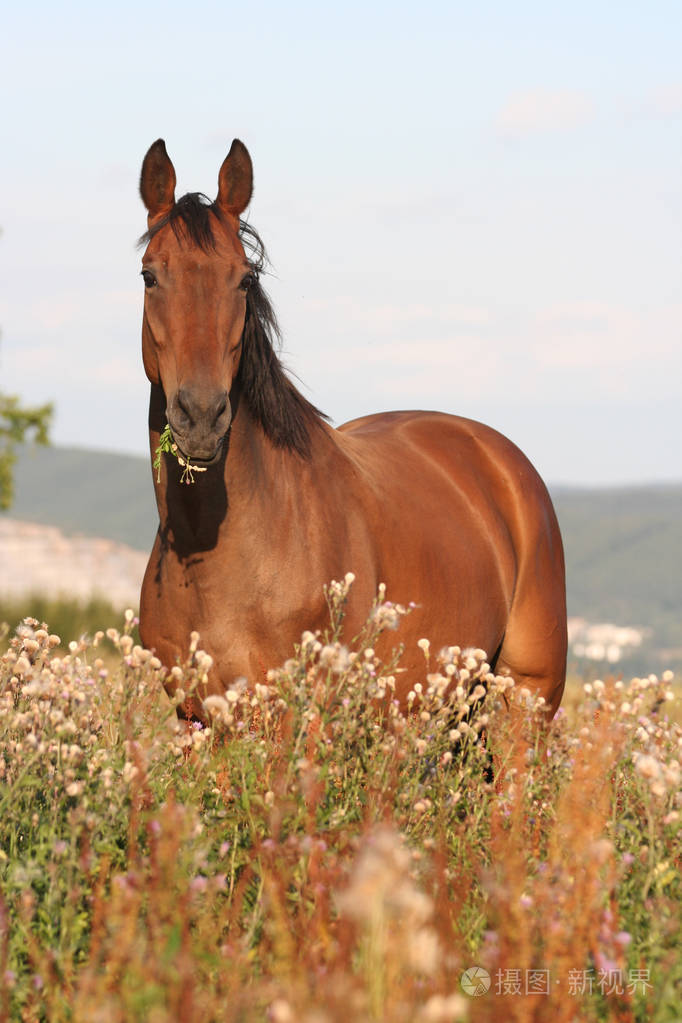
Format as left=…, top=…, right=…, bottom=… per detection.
left=139, top=194, right=328, bottom=457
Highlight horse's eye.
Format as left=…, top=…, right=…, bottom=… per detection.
left=239, top=272, right=255, bottom=292
left=141, top=270, right=157, bottom=289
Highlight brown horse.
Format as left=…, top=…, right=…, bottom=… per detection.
left=138, top=138, right=567, bottom=722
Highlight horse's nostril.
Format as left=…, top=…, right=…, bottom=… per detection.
left=214, top=393, right=228, bottom=421
left=173, top=388, right=229, bottom=434
left=176, top=388, right=193, bottom=426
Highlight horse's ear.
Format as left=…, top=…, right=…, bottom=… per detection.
left=140, top=139, right=176, bottom=225
left=217, top=139, right=253, bottom=219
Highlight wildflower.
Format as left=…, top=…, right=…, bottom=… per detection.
left=371, top=602, right=403, bottom=631
left=119, top=635, right=133, bottom=656
left=268, top=1001, right=295, bottom=1023
left=634, top=754, right=661, bottom=780
left=663, top=760, right=681, bottom=789
left=419, top=993, right=468, bottom=1021
left=195, top=650, right=213, bottom=672
left=14, top=656, right=31, bottom=676
left=409, top=925, right=441, bottom=975
left=337, top=825, right=434, bottom=930
left=319, top=643, right=350, bottom=673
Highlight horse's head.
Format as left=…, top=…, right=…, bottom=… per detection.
left=139, top=139, right=254, bottom=464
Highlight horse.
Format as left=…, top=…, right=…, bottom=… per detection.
left=137, top=138, right=567, bottom=723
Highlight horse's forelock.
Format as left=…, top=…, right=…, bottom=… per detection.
left=138, top=193, right=220, bottom=252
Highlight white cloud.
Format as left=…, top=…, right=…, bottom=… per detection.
left=496, top=89, right=594, bottom=139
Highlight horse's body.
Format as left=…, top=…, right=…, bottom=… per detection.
left=138, top=139, right=567, bottom=721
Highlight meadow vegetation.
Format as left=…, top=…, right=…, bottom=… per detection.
left=0, top=579, right=680, bottom=1022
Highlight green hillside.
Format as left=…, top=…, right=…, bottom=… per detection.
left=6, top=444, right=682, bottom=674
left=10, top=443, right=157, bottom=550
left=552, top=485, right=682, bottom=676
left=553, top=485, right=682, bottom=626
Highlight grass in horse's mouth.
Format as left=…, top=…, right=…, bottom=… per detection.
left=153, top=423, right=214, bottom=484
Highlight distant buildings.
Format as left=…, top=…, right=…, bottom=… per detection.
left=567, top=617, right=649, bottom=665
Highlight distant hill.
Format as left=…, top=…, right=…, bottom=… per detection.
left=10, top=444, right=157, bottom=551
left=7, top=444, right=682, bottom=674
left=551, top=484, right=682, bottom=675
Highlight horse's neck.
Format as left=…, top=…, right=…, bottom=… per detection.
left=147, top=383, right=341, bottom=556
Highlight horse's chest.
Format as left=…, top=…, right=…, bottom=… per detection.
left=141, top=540, right=329, bottom=682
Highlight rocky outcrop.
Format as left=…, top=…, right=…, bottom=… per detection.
left=0, top=519, right=148, bottom=609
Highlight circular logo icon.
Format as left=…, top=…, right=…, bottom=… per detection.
left=461, top=966, right=491, bottom=997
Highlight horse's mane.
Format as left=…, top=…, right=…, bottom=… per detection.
left=139, top=194, right=328, bottom=458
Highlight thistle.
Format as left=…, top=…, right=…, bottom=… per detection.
left=153, top=423, right=208, bottom=485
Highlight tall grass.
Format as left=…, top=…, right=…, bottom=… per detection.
left=0, top=580, right=679, bottom=1021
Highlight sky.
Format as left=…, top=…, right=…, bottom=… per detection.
left=1, top=1, right=680, bottom=487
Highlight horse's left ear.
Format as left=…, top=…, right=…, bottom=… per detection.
left=217, top=139, right=253, bottom=219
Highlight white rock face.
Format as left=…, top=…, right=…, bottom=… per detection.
left=0, top=518, right=147, bottom=609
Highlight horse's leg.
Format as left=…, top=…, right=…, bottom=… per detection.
left=491, top=528, right=567, bottom=782
left=495, top=602, right=567, bottom=719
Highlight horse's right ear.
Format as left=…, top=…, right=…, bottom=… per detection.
left=140, top=139, right=176, bottom=226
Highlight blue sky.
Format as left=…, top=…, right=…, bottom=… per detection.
left=1, top=1, right=680, bottom=485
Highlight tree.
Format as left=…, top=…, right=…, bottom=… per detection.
left=0, top=226, right=53, bottom=510
left=0, top=394, right=53, bottom=510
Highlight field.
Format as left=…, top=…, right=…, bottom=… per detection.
left=0, top=581, right=680, bottom=1022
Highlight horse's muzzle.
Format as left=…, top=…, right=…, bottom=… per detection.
left=167, top=387, right=232, bottom=462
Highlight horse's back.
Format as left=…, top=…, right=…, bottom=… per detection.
left=338, top=409, right=554, bottom=524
